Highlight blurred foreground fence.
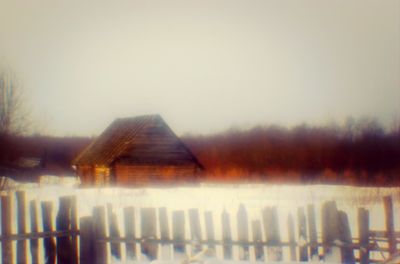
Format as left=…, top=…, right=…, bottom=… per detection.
left=0, top=191, right=399, bottom=264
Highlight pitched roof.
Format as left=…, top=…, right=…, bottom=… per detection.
left=73, top=115, right=203, bottom=168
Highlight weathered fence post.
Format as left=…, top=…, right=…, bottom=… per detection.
left=107, top=203, right=121, bottom=259
left=287, top=213, right=296, bottom=261
left=297, top=207, right=308, bottom=261
left=357, top=208, right=369, bottom=264
left=42, top=201, right=56, bottom=264
left=141, top=208, right=158, bottom=260
left=237, top=204, right=249, bottom=260
left=93, top=206, right=107, bottom=264
left=124, top=206, right=136, bottom=260
left=189, top=208, right=202, bottom=254
left=321, top=201, right=341, bottom=261
left=251, top=220, right=264, bottom=261
left=338, top=210, right=355, bottom=264
left=1, top=194, right=13, bottom=264
left=221, top=209, right=232, bottom=259
left=70, top=196, right=78, bottom=264
left=30, top=200, right=39, bottom=264
left=80, top=216, right=95, bottom=264
left=56, top=196, right=74, bottom=264
left=159, top=207, right=170, bottom=242
left=173, top=210, right=186, bottom=254
left=204, top=211, right=215, bottom=250
left=383, top=196, right=396, bottom=256
left=307, top=204, right=318, bottom=260
left=159, top=207, right=171, bottom=259
left=16, top=191, right=27, bottom=264
left=263, top=206, right=282, bottom=261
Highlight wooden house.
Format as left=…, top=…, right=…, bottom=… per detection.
left=72, top=115, right=203, bottom=186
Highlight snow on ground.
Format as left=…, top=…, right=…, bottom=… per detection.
left=38, top=175, right=81, bottom=187
left=0, top=175, right=80, bottom=190
left=0, top=179, right=399, bottom=263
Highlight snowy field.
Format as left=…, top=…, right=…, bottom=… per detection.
left=0, top=176, right=399, bottom=263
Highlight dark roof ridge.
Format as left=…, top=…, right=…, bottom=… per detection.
left=73, top=115, right=153, bottom=165
left=72, top=114, right=202, bottom=169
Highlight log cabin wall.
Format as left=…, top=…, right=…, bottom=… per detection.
left=113, top=164, right=201, bottom=185
left=77, top=165, right=94, bottom=186
left=94, top=166, right=111, bottom=186
left=78, top=165, right=111, bottom=186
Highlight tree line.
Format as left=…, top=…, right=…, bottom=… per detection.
left=182, top=118, right=400, bottom=185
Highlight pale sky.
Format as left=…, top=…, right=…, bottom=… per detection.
left=0, top=0, right=399, bottom=136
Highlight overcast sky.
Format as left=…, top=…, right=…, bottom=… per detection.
left=0, top=0, right=399, bottom=136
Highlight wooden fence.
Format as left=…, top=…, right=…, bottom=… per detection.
left=0, top=191, right=399, bottom=264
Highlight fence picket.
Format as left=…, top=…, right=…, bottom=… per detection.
left=221, top=209, right=232, bottom=259
left=70, top=196, right=78, bottom=264
left=107, top=203, right=121, bottom=259
left=384, top=196, right=396, bottom=255
left=172, top=210, right=186, bottom=254
left=321, top=201, right=341, bottom=261
left=79, top=216, right=94, bottom=264
left=140, top=208, right=158, bottom=260
left=263, top=206, right=282, bottom=261
left=204, top=211, right=215, bottom=250
left=159, top=207, right=170, bottom=242
left=16, top=191, right=27, bottom=264
left=189, top=208, right=202, bottom=254
left=358, top=208, right=369, bottom=264
left=287, top=213, right=296, bottom=261
left=93, top=206, right=107, bottom=264
left=338, top=210, right=355, bottom=264
left=237, top=204, right=249, bottom=260
left=251, top=220, right=264, bottom=261
left=307, top=204, right=318, bottom=260
left=29, top=200, right=39, bottom=264
left=159, top=207, right=171, bottom=259
left=124, top=206, right=137, bottom=260
left=42, top=201, right=56, bottom=264
left=56, top=196, right=74, bottom=264
left=1, top=195, right=13, bottom=264
left=297, top=207, right=308, bottom=261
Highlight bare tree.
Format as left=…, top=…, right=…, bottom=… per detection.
left=0, top=68, right=29, bottom=135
